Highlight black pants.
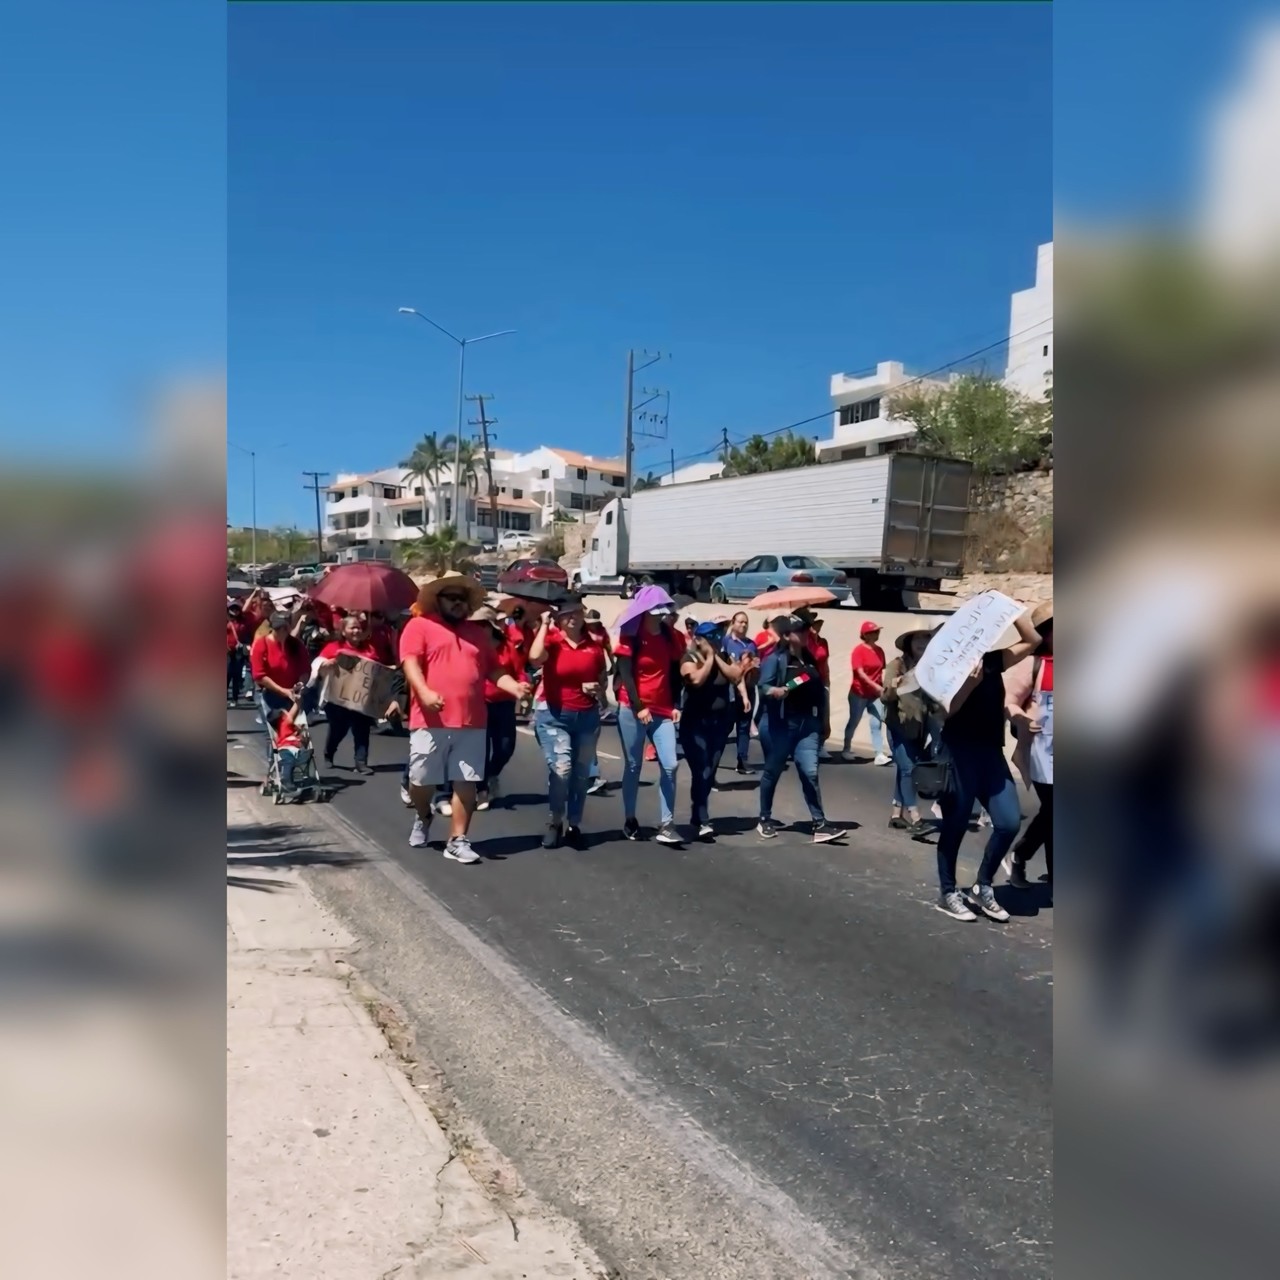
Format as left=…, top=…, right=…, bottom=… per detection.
left=680, top=709, right=731, bottom=824
left=227, top=650, right=243, bottom=703
left=323, top=702, right=373, bottom=766
left=1013, top=781, right=1053, bottom=879
left=485, top=699, right=519, bottom=786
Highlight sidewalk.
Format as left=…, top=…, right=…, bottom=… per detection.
left=227, top=789, right=603, bottom=1280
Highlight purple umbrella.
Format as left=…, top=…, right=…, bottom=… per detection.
left=614, top=584, right=675, bottom=634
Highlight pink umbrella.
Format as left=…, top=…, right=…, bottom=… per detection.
left=745, top=586, right=837, bottom=611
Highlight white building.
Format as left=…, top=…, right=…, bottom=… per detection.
left=1200, top=27, right=1280, bottom=269
left=814, top=361, right=955, bottom=462
left=324, top=465, right=544, bottom=553
left=490, top=446, right=626, bottom=522
left=1003, top=242, right=1053, bottom=401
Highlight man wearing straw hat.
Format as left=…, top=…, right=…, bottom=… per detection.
left=399, top=573, right=531, bottom=863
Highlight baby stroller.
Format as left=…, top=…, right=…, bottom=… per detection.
left=261, top=693, right=333, bottom=805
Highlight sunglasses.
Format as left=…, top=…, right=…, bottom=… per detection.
left=438, top=592, right=469, bottom=604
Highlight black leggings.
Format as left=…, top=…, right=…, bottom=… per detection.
left=323, top=702, right=373, bottom=765
left=1013, top=781, right=1053, bottom=879
left=227, top=650, right=243, bottom=702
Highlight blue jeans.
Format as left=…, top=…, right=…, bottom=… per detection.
left=731, top=695, right=754, bottom=767
left=843, top=693, right=885, bottom=755
left=888, top=725, right=927, bottom=810
left=935, top=740, right=1023, bottom=893
left=617, top=706, right=678, bottom=826
left=534, top=706, right=601, bottom=826
left=759, top=715, right=825, bottom=824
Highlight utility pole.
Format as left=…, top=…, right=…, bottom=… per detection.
left=302, top=471, right=329, bottom=565
left=670, top=448, right=676, bottom=481
left=720, top=426, right=731, bottom=462
left=466, top=394, right=501, bottom=544
left=623, top=348, right=667, bottom=496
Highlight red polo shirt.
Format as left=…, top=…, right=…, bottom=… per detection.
left=614, top=624, right=685, bottom=718
left=540, top=634, right=608, bottom=712
left=399, top=614, right=497, bottom=730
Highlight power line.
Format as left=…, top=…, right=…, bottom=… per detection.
left=635, top=320, right=1054, bottom=474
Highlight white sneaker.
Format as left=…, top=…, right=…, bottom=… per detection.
left=409, top=817, right=429, bottom=848
left=432, top=797, right=453, bottom=818
left=443, top=836, right=481, bottom=864
left=587, top=777, right=607, bottom=796
left=968, top=884, right=1010, bottom=923
left=874, top=752, right=892, bottom=767
left=400, top=784, right=413, bottom=807
left=475, top=790, right=490, bottom=812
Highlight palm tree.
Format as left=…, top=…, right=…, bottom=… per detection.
left=441, top=434, right=486, bottom=538
left=399, top=524, right=477, bottom=576
left=633, top=471, right=663, bottom=491
left=399, top=433, right=448, bottom=532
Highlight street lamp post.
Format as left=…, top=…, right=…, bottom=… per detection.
left=398, top=307, right=514, bottom=542
left=229, top=442, right=287, bottom=581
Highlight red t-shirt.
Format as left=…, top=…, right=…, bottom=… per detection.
left=484, top=632, right=521, bottom=703
left=274, top=718, right=303, bottom=750
left=318, top=638, right=381, bottom=663
left=251, top=633, right=310, bottom=692
left=849, top=642, right=886, bottom=698
left=807, top=634, right=831, bottom=686
left=505, top=622, right=530, bottom=682
left=614, top=624, right=685, bottom=718
left=399, top=614, right=496, bottom=730
left=754, top=629, right=779, bottom=656
left=1038, top=655, right=1054, bottom=693
left=540, top=635, right=608, bottom=712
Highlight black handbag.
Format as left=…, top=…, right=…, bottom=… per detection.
left=911, top=756, right=954, bottom=800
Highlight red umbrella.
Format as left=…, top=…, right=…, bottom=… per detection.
left=309, top=563, right=419, bottom=614
left=746, top=585, right=838, bottom=611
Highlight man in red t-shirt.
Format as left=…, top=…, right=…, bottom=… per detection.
left=842, top=620, right=890, bottom=764
left=399, top=575, right=530, bottom=863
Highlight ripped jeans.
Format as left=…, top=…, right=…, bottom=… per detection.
left=533, top=705, right=601, bottom=828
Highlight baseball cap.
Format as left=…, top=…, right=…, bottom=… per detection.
left=269, top=611, right=292, bottom=629
left=694, top=619, right=725, bottom=638
left=860, top=620, right=882, bottom=636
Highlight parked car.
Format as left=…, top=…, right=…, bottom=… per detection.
left=289, top=564, right=323, bottom=587
left=497, top=557, right=569, bottom=593
left=709, top=553, right=851, bottom=604
left=498, top=531, right=538, bottom=552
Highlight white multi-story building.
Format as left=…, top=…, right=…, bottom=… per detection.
left=814, top=361, right=955, bottom=462
left=1003, top=242, right=1053, bottom=401
left=324, top=465, right=545, bottom=553
left=489, top=446, right=626, bottom=522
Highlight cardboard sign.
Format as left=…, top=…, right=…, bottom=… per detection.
left=324, top=654, right=398, bottom=719
left=915, top=591, right=1025, bottom=710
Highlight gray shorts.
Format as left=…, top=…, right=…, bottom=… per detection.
left=409, top=727, right=486, bottom=787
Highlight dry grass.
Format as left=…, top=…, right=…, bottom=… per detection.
left=967, top=511, right=1053, bottom=574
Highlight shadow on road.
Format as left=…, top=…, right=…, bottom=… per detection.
left=227, top=819, right=366, bottom=870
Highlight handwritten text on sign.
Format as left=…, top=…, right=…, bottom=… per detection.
left=325, top=654, right=398, bottom=719
left=916, top=591, right=1025, bottom=710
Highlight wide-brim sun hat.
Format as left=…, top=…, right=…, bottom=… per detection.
left=1031, top=600, right=1053, bottom=629
left=895, top=624, right=939, bottom=653
left=416, top=573, right=487, bottom=614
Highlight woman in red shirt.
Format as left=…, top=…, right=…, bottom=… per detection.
left=528, top=598, right=608, bottom=849
left=473, top=606, right=521, bottom=812
left=314, top=614, right=383, bottom=774
left=842, top=619, right=890, bottom=764
left=614, top=607, right=686, bottom=845
left=250, top=609, right=311, bottom=766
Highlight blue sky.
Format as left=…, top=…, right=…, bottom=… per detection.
left=228, top=1, right=1052, bottom=528
left=3, top=0, right=1264, bottom=531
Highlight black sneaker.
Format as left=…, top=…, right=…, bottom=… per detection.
left=756, top=818, right=780, bottom=840
left=654, top=823, right=683, bottom=846
left=735, top=762, right=749, bottom=775
left=1008, top=859, right=1030, bottom=889
left=541, top=823, right=562, bottom=850
left=565, top=825, right=585, bottom=850
left=696, top=821, right=715, bottom=842
left=888, top=816, right=909, bottom=830
left=622, top=817, right=642, bottom=841
left=811, top=821, right=843, bottom=844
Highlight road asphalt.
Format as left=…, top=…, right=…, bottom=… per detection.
left=227, top=706, right=1052, bottom=1280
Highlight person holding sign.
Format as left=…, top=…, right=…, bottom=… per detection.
left=399, top=575, right=531, bottom=864
left=313, top=614, right=384, bottom=776
left=930, top=601, right=1043, bottom=922
left=755, top=614, right=843, bottom=844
